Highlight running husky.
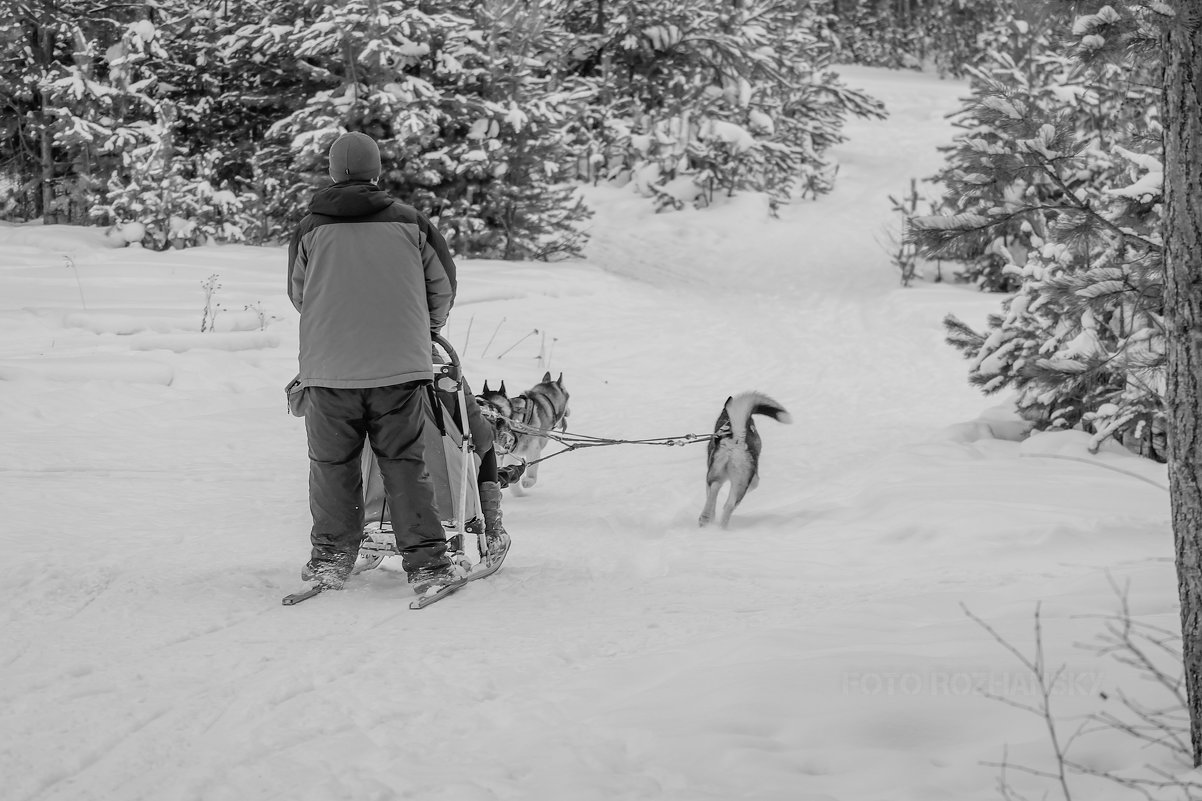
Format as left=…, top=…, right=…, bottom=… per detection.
left=699, top=392, right=791, bottom=528
left=478, top=372, right=570, bottom=491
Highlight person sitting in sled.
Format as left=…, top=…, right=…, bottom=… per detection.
left=287, top=131, right=467, bottom=594
left=430, top=350, right=516, bottom=558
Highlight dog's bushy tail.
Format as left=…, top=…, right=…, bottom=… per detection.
left=725, top=392, right=792, bottom=438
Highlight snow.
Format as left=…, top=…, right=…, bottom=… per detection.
left=748, top=108, right=775, bottom=135
left=0, top=66, right=1177, bottom=800
left=1107, top=145, right=1164, bottom=203
left=980, top=94, right=1023, bottom=119
left=1072, top=6, right=1122, bottom=35
left=128, top=19, right=157, bottom=44
left=701, top=119, right=756, bottom=153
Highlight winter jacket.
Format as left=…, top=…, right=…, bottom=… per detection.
left=287, top=182, right=456, bottom=389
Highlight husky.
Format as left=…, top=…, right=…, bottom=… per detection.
left=699, top=392, right=791, bottom=529
left=477, top=380, right=518, bottom=455
left=477, top=372, right=570, bottom=491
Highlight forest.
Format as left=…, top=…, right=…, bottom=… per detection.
left=2, top=0, right=1006, bottom=257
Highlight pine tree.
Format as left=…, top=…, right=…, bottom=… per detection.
left=918, top=0, right=1202, bottom=761
left=821, top=0, right=1019, bottom=78
left=224, top=0, right=591, bottom=258
left=1150, top=0, right=1202, bottom=765
left=89, top=9, right=258, bottom=248
left=564, top=0, right=885, bottom=212
left=0, top=1, right=153, bottom=223
left=920, top=10, right=1158, bottom=290
left=0, top=1, right=257, bottom=244
left=911, top=5, right=1164, bottom=458
left=404, top=0, right=593, bottom=259
left=159, top=0, right=303, bottom=243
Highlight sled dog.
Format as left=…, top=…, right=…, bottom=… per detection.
left=477, top=380, right=519, bottom=455
left=478, top=373, right=570, bottom=491
left=699, top=392, right=791, bottom=529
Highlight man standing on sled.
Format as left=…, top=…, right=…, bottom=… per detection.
left=286, top=131, right=509, bottom=594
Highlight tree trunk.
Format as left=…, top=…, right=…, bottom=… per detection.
left=39, top=88, right=55, bottom=224
left=597, top=0, right=611, bottom=107
left=38, top=16, right=56, bottom=224
left=1163, top=4, right=1202, bottom=768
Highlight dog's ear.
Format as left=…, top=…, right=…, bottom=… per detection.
left=541, top=371, right=552, bottom=383
left=499, top=380, right=507, bottom=396
left=482, top=380, right=491, bottom=394
left=724, top=395, right=733, bottom=407
left=556, top=372, right=564, bottom=386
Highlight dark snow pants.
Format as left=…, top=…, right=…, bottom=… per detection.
left=305, top=382, right=449, bottom=574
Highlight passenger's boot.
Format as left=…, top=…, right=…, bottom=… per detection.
left=478, top=480, right=511, bottom=563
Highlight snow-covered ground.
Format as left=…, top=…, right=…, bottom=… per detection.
left=1, top=66, right=1177, bottom=801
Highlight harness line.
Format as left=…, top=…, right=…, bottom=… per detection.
left=481, top=406, right=721, bottom=468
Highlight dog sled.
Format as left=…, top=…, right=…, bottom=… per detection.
left=354, top=334, right=501, bottom=594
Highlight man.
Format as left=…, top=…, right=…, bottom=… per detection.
left=286, top=131, right=462, bottom=594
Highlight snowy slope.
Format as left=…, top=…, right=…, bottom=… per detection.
left=0, top=66, right=1176, bottom=801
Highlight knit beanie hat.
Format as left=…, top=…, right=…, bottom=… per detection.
left=328, top=132, right=381, bottom=183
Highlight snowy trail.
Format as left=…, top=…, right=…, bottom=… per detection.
left=584, top=66, right=968, bottom=296
left=1, top=67, right=1174, bottom=801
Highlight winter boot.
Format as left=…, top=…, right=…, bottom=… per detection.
left=407, top=562, right=467, bottom=595
left=478, top=480, right=511, bottom=562
left=300, top=552, right=355, bottom=590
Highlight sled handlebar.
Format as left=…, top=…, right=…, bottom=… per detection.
left=432, top=332, right=461, bottom=370
left=432, top=332, right=465, bottom=395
